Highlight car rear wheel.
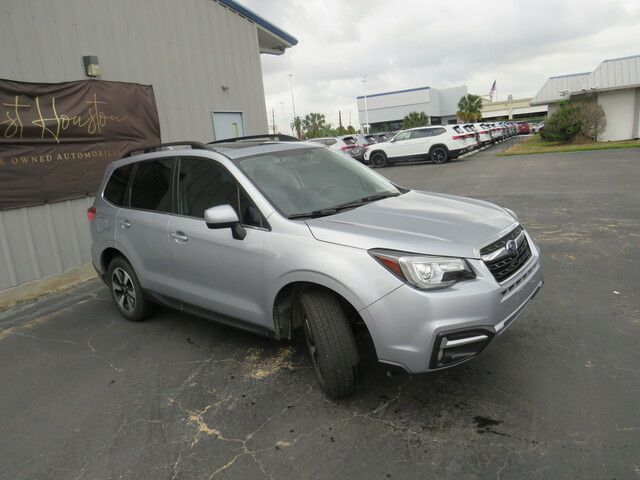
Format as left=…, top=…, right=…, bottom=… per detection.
left=298, top=289, right=360, bottom=398
left=430, top=146, right=449, bottom=164
left=108, top=257, right=152, bottom=322
left=370, top=152, right=387, bottom=168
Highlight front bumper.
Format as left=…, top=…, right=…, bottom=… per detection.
left=359, top=238, right=543, bottom=373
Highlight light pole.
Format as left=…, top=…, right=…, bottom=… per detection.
left=288, top=74, right=296, bottom=121
left=361, top=76, right=369, bottom=133
left=279, top=101, right=286, bottom=134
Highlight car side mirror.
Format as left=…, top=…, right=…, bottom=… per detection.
left=204, top=204, right=246, bottom=240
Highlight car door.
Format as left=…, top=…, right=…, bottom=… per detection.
left=116, top=157, right=177, bottom=295
left=386, top=131, right=412, bottom=158
left=405, top=129, right=432, bottom=159
left=168, top=156, right=268, bottom=327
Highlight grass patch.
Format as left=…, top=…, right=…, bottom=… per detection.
left=499, top=134, right=640, bottom=156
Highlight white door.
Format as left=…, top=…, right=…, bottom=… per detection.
left=212, top=112, right=245, bottom=140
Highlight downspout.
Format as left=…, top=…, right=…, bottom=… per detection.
left=633, top=87, right=640, bottom=139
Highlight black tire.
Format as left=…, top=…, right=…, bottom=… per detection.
left=370, top=151, right=388, bottom=168
left=107, top=256, right=153, bottom=322
left=298, top=289, right=360, bottom=398
left=430, top=146, right=449, bottom=164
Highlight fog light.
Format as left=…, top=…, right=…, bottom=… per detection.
left=430, top=328, right=494, bottom=368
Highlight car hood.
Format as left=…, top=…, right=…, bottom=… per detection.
left=305, top=190, right=516, bottom=259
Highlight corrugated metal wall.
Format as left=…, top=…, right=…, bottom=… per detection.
left=0, top=0, right=272, bottom=292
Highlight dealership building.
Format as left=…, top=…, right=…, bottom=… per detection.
left=0, top=0, right=296, bottom=295
left=531, top=54, right=640, bottom=141
left=356, top=85, right=467, bottom=131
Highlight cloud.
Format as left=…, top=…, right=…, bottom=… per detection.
left=244, top=0, right=640, bottom=130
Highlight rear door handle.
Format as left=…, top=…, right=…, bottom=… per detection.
left=170, top=231, right=188, bottom=242
left=120, top=220, right=131, bottom=229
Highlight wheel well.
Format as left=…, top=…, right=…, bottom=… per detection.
left=100, top=247, right=127, bottom=273
left=369, top=149, right=386, bottom=158
left=272, top=282, right=365, bottom=341
left=429, top=143, right=449, bottom=153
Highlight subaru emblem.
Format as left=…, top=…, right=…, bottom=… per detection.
left=505, top=239, right=518, bottom=254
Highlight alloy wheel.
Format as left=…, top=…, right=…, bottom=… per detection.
left=112, top=267, right=136, bottom=313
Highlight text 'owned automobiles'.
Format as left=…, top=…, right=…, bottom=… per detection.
left=89, top=136, right=543, bottom=398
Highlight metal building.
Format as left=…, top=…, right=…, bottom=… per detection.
left=531, top=54, right=640, bottom=141
left=0, top=0, right=296, bottom=295
left=356, top=85, right=467, bottom=131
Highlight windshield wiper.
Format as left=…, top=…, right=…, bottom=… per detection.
left=287, top=191, right=401, bottom=219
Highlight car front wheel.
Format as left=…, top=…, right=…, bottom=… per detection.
left=298, top=289, right=360, bottom=398
left=431, top=146, right=449, bottom=164
left=370, top=152, right=388, bottom=168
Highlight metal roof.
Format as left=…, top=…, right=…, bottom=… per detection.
left=217, top=0, right=298, bottom=51
left=574, top=54, right=640, bottom=93
left=356, top=86, right=430, bottom=100
left=530, top=72, right=590, bottom=105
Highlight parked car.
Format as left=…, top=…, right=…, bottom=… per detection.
left=472, top=123, right=492, bottom=145
left=90, top=138, right=543, bottom=398
left=517, top=122, right=531, bottom=135
left=364, top=126, right=469, bottom=167
left=305, top=137, right=366, bottom=162
left=530, top=122, right=545, bottom=134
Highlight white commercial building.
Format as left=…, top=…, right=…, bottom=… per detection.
left=356, top=85, right=467, bottom=131
left=531, top=54, right=640, bottom=141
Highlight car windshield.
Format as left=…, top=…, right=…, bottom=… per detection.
left=235, top=147, right=402, bottom=218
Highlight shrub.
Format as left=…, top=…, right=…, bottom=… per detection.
left=540, top=101, right=583, bottom=142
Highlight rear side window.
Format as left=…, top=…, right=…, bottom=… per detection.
left=325, top=139, right=337, bottom=146
left=129, top=158, right=174, bottom=213
left=409, top=129, right=429, bottom=139
left=430, top=127, right=446, bottom=136
left=342, top=137, right=356, bottom=145
left=452, top=126, right=463, bottom=134
left=103, top=163, right=134, bottom=206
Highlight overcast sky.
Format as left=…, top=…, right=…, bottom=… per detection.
left=243, top=0, right=640, bottom=132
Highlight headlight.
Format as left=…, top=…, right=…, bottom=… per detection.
left=503, top=207, right=518, bottom=220
left=369, top=249, right=475, bottom=290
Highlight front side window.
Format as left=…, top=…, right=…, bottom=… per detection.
left=129, top=158, right=174, bottom=213
left=393, top=131, right=410, bottom=142
left=236, top=147, right=401, bottom=218
left=104, top=163, right=134, bottom=206
left=177, top=157, right=263, bottom=227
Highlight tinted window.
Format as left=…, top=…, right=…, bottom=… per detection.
left=104, top=163, right=134, bottom=206
left=129, top=159, right=174, bottom=212
left=325, top=139, right=337, bottom=146
left=178, top=158, right=263, bottom=227
left=409, top=130, right=429, bottom=139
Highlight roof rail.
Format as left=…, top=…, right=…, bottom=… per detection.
left=208, top=134, right=301, bottom=144
left=122, top=141, right=211, bottom=158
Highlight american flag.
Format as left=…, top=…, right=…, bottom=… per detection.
left=489, top=80, right=496, bottom=101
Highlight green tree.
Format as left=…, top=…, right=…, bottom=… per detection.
left=457, top=94, right=483, bottom=122
left=335, top=125, right=348, bottom=136
left=290, top=116, right=303, bottom=139
left=301, top=113, right=328, bottom=138
left=540, top=100, right=583, bottom=142
left=402, top=111, right=430, bottom=129
left=346, top=125, right=356, bottom=134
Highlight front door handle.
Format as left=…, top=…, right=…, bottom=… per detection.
left=170, top=231, right=188, bottom=242
left=120, top=220, right=131, bottom=229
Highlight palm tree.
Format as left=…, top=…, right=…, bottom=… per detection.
left=290, top=116, right=303, bottom=139
left=301, top=113, right=327, bottom=138
left=457, top=94, right=483, bottom=122
left=402, top=111, right=430, bottom=129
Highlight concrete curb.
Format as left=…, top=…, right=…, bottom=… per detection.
left=0, top=264, right=97, bottom=311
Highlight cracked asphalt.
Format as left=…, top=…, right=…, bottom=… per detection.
left=1, top=146, right=639, bottom=479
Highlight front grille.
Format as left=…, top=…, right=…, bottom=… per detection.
left=482, top=226, right=532, bottom=283
left=480, top=225, right=523, bottom=256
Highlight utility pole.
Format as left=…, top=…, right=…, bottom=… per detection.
left=279, top=101, right=286, bottom=134
left=288, top=74, right=296, bottom=120
left=338, top=110, right=342, bottom=129
left=271, top=107, right=276, bottom=134
left=361, top=76, right=369, bottom=133
left=349, top=109, right=352, bottom=127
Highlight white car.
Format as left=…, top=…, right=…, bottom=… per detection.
left=363, top=126, right=468, bottom=167
left=472, top=123, right=492, bottom=145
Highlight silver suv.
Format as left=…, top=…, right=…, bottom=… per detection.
left=90, top=137, right=543, bottom=398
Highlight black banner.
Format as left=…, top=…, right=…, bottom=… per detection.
left=0, top=78, right=161, bottom=209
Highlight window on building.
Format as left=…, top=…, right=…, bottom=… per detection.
left=129, top=159, right=174, bottom=212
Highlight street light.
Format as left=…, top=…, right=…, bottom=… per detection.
left=289, top=74, right=297, bottom=120
left=361, top=76, right=369, bottom=133
left=279, top=101, right=286, bottom=134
